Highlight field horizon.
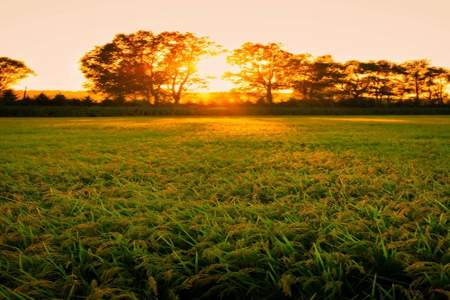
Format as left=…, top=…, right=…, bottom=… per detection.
left=14, top=90, right=239, bottom=100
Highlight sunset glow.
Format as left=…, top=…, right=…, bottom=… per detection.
left=1, top=0, right=449, bottom=92
left=196, top=55, right=234, bottom=91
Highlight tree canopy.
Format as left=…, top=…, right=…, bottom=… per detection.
left=80, top=31, right=219, bottom=104
left=288, top=56, right=450, bottom=104
left=3, top=30, right=447, bottom=106
left=224, top=43, right=293, bottom=103
left=0, top=57, right=34, bottom=92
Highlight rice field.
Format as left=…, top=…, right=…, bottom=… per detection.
left=0, top=116, right=449, bottom=299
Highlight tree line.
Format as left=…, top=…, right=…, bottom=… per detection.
left=1, top=30, right=449, bottom=106
left=226, top=43, right=449, bottom=105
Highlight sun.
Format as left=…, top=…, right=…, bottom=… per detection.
left=195, top=54, right=234, bottom=92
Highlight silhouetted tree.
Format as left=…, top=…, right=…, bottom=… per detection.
left=0, top=89, right=18, bottom=104
left=34, top=93, right=50, bottom=105
left=81, top=31, right=218, bottom=104
left=288, top=55, right=449, bottom=104
left=53, top=94, right=67, bottom=105
left=159, top=32, right=219, bottom=104
left=423, top=67, right=449, bottom=104
left=342, top=60, right=401, bottom=103
left=225, top=43, right=293, bottom=103
left=401, top=60, right=429, bottom=102
left=286, top=53, right=313, bottom=100
left=82, top=96, right=94, bottom=105
left=363, top=61, right=404, bottom=103
left=81, top=34, right=148, bottom=101
left=291, top=55, right=345, bottom=101
left=0, top=57, right=34, bottom=92
left=341, top=60, right=371, bottom=100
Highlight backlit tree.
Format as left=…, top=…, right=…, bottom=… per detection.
left=225, top=43, right=293, bottom=103
left=0, top=57, right=34, bottom=92
left=81, top=31, right=218, bottom=104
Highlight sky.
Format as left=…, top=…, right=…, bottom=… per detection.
left=1, top=0, right=449, bottom=91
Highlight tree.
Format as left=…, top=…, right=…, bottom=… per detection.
left=286, top=53, right=312, bottom=100
left=52, top=94, right=67, bottom=105
left=0, top=89, right=18, bottom=104
left=81, top=31, right=156, bottom=101
left=161, top=32, right=219, bottom=104
left=423, top=66, right=449, bottom=104
left=291, top=55, right=345, bottom=101
left=401, top=60, right=429, bottom=102
left=341, top=60, right=370, bottom=100
left=34, top=93, right=50, bottom=105
left=364, top=61, right=405, bottom=103
left=225, top=43, right=293, bottom=103
left=0, top=57, right=34, bottom=92
left=81, top=31, right=218, bottom=104
left=343, top=60, right=403, bottom=103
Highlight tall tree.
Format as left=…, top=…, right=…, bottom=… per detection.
left=341, top=60, right=371, bottom=100
left=0, top=57, right=34, bottom=92
left=160, top=32, right=219, bottom=104
left=402, top=59, right=430, bottom=102
left=225, top=43, right=293, bottom=103
left=355, top=60, right=403, bottom=103
left=81, top=31, right=217, bottom=104
left=291, top=55, right=345, bottom=101
left=423, top=66, right=449, bottom=104
left=81, top=31, right=162, bottom=102
left=286, top=53, right=312, bottom=100
left=368, top=61, right=405, bottom=102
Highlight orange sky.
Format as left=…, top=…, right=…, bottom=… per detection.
left=1, top=0, right=449, bottom=91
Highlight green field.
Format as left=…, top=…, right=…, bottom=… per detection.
left=0, top=116, right=449, bottom=299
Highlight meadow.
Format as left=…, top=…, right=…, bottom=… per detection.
left=0, top=116, right=449, bottom=299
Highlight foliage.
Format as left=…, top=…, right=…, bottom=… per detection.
left=80, top=31, right=219, bottom=103
left=0, top=57, right=34, bottom=92
left=1, top=35, right=450, bottom=106
left=0, top=90, right=18, bottom=104
left=222, top=43, right=450, bottom=105
left=291, top=55, right=346, bottom=101
left=225, top=43, right=293, bottom=103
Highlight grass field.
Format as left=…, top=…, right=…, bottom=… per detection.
left=0, top=116, right=449, bottom=300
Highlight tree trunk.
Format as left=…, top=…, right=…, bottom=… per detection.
left=437, top=87, right=444, bottom=104
left=266, top=84, right=273, bottom=104
left=153, top=93, right=160, bottom=106
left=414, top=76, right=420, bottom=102
left=145, top=89, right=151, bottom=104
left=173, top=94, right=181, bottom=104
